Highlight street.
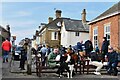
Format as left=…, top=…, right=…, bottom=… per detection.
left=1, top=56, right=120, bottom=80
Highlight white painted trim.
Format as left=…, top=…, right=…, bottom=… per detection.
left=93, top=26, right=98, bottom=48
left=48, top=29, right=60, bottom=31
left=88, top=11, right=120, bottom=24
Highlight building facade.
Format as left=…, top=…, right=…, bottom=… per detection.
left=89, top=2, right=120, bottom=49
left=0, top=25, right=11, bottom=54
left=38, top=9, right=89, bottom=48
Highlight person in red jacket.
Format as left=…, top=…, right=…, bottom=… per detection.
left=1, top=38, right=12, bottom=63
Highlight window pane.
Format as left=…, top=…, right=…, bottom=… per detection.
left=96, top=36, right=97, bottom=40
left=108, top=34, right=110, bottom=39
left=78, top=32, right=79, bottom=36
left=54, top=32, right=57, bottom=39
left=51, top=32, right=54, bottom=40
left=75, top=32, right=79, bottom=36
left=108, top=26, right=110, bottom=32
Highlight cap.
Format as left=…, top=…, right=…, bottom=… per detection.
left=103, top=37, right=107, bottom=40
left=108, top=45, right=113, bottom=50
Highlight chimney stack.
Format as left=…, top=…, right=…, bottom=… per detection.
left=55, top=10, right=62, bottom=18
left=81, top=9, right=86, bottom=23
left=6, top=25, right=10, bottom=31
left=48, top=17, right=53, bottom=23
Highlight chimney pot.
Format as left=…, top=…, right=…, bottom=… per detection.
left=55, top=10, right=62, bottom=18
left=48, top=17, right=53, bottom=23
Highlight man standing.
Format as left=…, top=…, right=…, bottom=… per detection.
left=101, top=37, right=109, bottom=62
left=19, top=42, right=27, bottom=70
left=1, top=38, right=12, bottom=63
left=40, top=45, right=47, bottom=66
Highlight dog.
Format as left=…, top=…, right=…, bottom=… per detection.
left=67, top=64, right=74, bottom=78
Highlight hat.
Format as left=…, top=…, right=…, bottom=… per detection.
left=108, top=45, right=113, bottom=50
left=103, top=37, right=107, bottom=40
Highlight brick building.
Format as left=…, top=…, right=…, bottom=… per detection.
left=88, top=2, right=120, bottom=49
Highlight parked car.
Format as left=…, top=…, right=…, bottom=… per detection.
left=14, top=46, right=23, bottom=61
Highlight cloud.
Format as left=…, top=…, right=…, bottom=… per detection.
left=2, top=0, right=119, bottom=2
left=87, top=10, right=100, bottom=14
left=12, top=28, right=36, bottom=45
left=2, top=20, right=39, bottom=29
left=7, top=11, right=32, bottom=18
left=15, top=11, right=31, bottom=17
left=13, top=28, right=35, bottom=37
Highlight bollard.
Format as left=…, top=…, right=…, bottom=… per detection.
left=27, top=44, right=32, bottom=75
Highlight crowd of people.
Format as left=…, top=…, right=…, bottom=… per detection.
left=1, top=37, right=120, bottom=78
left=34, top=37, right=119, bottom=77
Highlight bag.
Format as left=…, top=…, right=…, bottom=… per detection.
left=55, top=55, right=61, bottom=61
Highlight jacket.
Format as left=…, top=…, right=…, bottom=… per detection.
left=2, top=40, right=11, bottom=51
left=47, top=52, right=58, bottom=67
left=77, top=42, right=84, bottom=51
left=107, top=51, right=118, bottom=63
left=84, top=40, right=93, bottom=52
left=101, top=40, right=109, bottom=54
left=90, top=51, right=100, bottom=61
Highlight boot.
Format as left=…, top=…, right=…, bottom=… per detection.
left=3, top=59, right=5, bottom=63
left=6, top=58, right=8, bottom=62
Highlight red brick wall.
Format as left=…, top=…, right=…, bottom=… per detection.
left=90, top=15, right=119, bottom=50
left=118, top=15, right=120, bottom=48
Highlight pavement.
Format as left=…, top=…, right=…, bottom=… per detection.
left=1, top=55, right=120, bottom=80
left=0, top=57, right=2, bottom=80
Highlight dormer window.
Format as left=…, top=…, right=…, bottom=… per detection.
left=56, top=21, right=61, bottom=28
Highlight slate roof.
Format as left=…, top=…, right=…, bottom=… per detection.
left=46, top=18, right=89, bottom=32
left=89, top=1, right=120, bottom=24
left=46, top=18, right=63, bottom=30
left=63, top=19, right=89, bottom=32
left=0, top=25, right=8, bottom=32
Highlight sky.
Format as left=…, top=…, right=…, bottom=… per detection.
left=1, top=0, right=119, bottom=45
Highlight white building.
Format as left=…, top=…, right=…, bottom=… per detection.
left=60, top=18, right=89, bottom=47
left=38, top=9, right=89, bottom=48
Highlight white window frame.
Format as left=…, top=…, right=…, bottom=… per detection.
left=93, top=27, right=98, bottom=48
left=75, top=32, right=80, bottom=36
left=104, top=23, right=110, bottom=44
left=51, top=31, right=58, bottom=40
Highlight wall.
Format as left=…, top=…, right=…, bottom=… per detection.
left=0, top=27, right=9, bottom=54
left=118, top=15, right=120, bottom=48
left=61, top=22, right=89, bottom=47
left=90, top=15, right=119, bottom=49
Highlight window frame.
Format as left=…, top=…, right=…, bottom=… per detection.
left=104, top=23, right=110, bottom=44
left=51, top=31, right=58, bottom=40
left=75, top=32, right=80, bottom=36
left=93, top=27, right=98, bottom=48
